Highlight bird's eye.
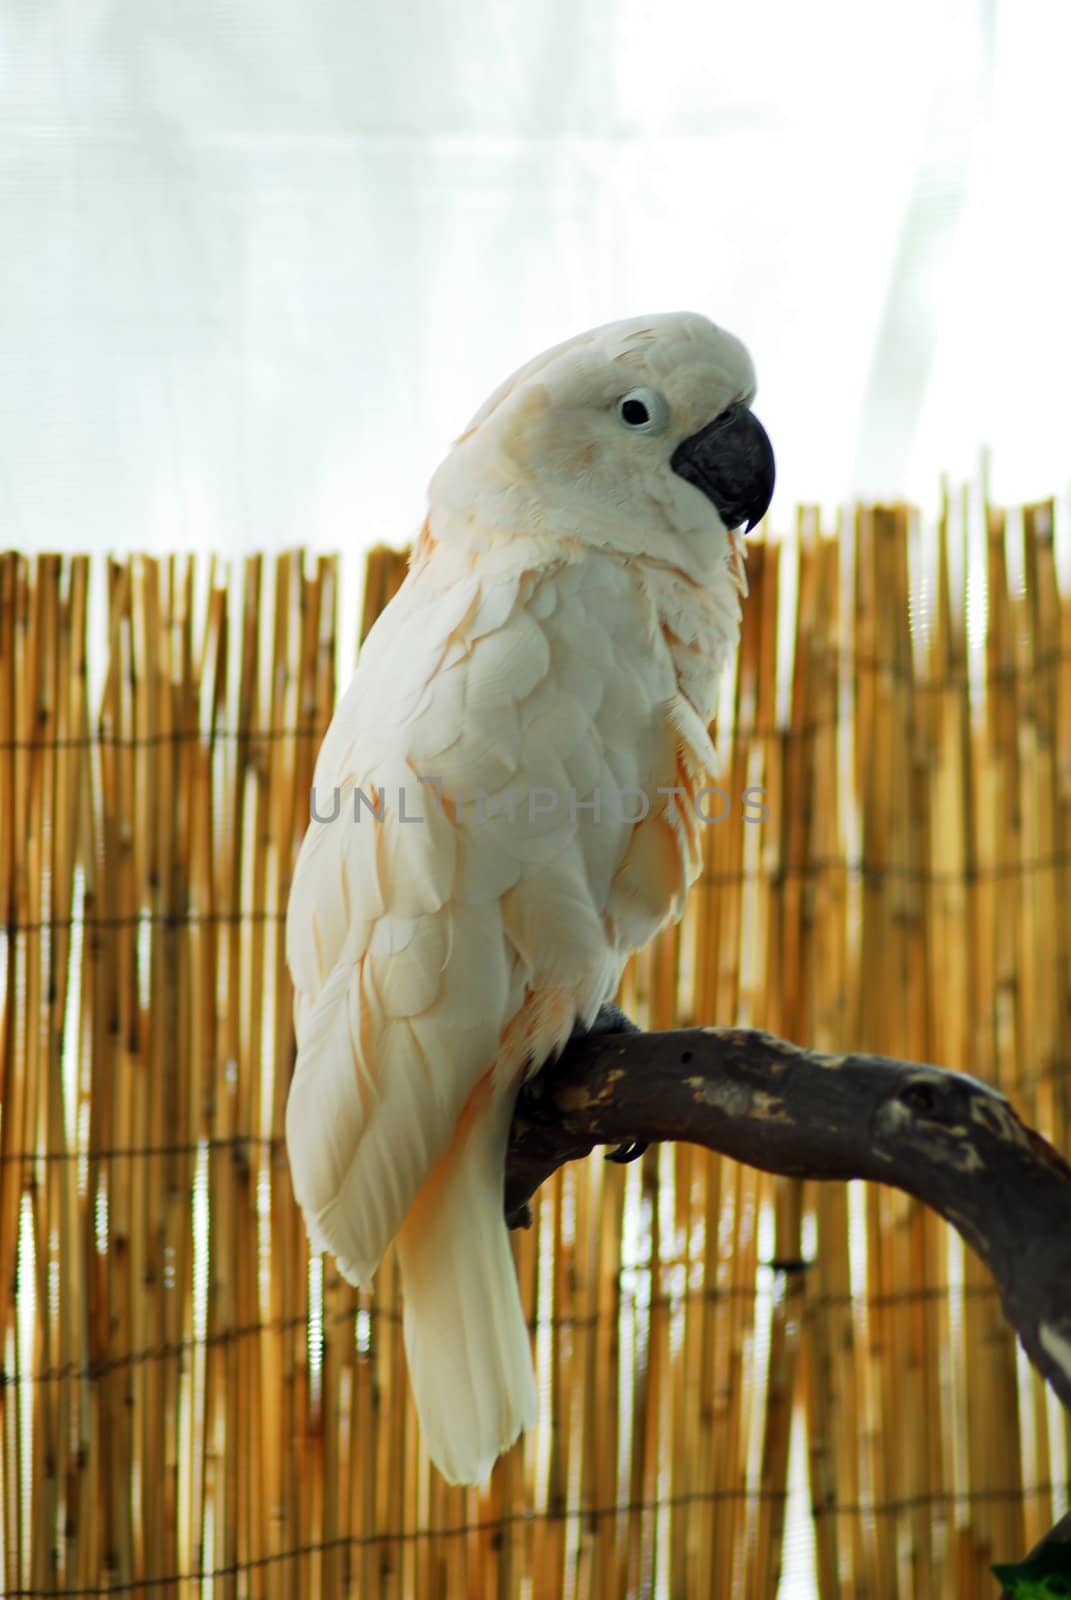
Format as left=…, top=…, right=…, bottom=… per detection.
left=617, top=387, right=669, bottom=435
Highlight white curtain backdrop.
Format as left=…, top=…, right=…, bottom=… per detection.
left=3, top=0, right=1070, bottom=561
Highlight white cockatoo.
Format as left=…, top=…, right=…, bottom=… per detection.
left=285, top=311, right=774, bottom=1485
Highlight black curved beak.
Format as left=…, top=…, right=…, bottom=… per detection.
left=671, top=403, right=775, bottom=532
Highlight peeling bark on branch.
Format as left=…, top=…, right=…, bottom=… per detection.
left=504, top=1016, right=1071, bottom=1425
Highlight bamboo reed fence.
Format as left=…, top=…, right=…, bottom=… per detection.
left=1, top=495, right=1069, bottom=1600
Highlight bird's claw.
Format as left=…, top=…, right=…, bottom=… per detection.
left=506, top=1200, right=534, bottom=1229
left=577, top=1002, right=641, bottom=1038
left=606, top=1140, right=648, bottom=1164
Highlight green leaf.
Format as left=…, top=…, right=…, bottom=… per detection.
left=992, top=1543, right=1071, bottom=1597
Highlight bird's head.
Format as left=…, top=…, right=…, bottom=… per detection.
left=428, top=311, right=775, bottom=587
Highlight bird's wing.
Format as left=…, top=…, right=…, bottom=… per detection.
left=285, top=546, right=708, bottom=1284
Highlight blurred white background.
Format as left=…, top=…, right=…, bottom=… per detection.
left=2, top=0, right=1070, bottom=560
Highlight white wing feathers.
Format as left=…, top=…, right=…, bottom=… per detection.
left=285, top=548, right=708, bottom=1477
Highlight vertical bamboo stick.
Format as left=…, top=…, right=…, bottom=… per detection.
left=730, top=528, right=780, bottom=1600
left=1016, top=503, right=1064, bottom=1544
left=58, top=557, right=90, bottom=1589
left=799, top=521, right=856, bottom=1600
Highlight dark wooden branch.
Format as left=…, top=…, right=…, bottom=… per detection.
left=505, top=1017, right=1071, bottom=1425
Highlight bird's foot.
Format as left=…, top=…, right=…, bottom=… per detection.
left=571, top=1001, right=642, bottom=1040
left=572, top=1005, right=647, bottom=1162
left=605, top=1140, right=649, bottom=1164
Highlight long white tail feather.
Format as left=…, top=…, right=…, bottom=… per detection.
left=396, top=1101, right=537, bottom=1485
